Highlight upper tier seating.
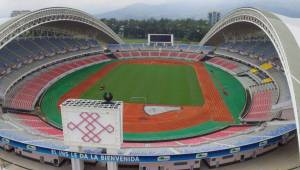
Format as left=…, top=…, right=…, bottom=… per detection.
left=0, top=37, right=100, bottom=77
left=220, top=40, right=281, bottom=69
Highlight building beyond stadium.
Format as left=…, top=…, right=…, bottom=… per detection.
left=0, top=6, right=298, bottom=170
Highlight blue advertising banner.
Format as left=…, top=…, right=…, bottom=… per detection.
left=0, top=130, right=295, bottom=163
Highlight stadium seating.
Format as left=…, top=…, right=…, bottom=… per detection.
left=280, top=109, right=294, bottom=120
left=221, top=135, right=268, bottom=146
left=214, top=46, right=285, bottom=108
left=113, top=51, right=204, bottom=61
left=126, top=148, right=176, bottom=156
left=6, top=55, right=108, bottom=111
left=0, top=113, right=296, bottom=156
left=260, top=62, right=273, bottom=70
left=220, top=40, right=278, bottom=66
left=258, top=123, right=295, bottom=136
left=0, top=38, right=296, bottom=161
left=121, top=126, right=252, bottom=148
left=243, top=90, right=273, bottom=121
left=177, top=142, right=229, bottom=153
left=8, top=114, right=63, bottom=136
left=107, top=43, right=213, bottom=54
left=176, top=122, right=295, bottom=152
left=208, top=57, right=238, bottom=71
left=5, top=112, right=230, bottom=148
left=0, top=37, right=100, bottom=77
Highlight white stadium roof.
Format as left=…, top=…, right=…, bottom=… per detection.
left=200, top=7, right=300, bottom=150
left=0, top=17, right=12, bottom=26
left=276, top=14, right=300, bottom=49
left=0, top=7, right=123, bottom=50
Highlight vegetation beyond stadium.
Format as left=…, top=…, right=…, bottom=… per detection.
left=101, top=18, right=210, bottom=42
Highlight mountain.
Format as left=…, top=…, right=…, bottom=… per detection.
left=97, top=0, right=300, bottom=20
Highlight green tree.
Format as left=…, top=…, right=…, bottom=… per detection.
left=101, top=18, right=210, bottom=43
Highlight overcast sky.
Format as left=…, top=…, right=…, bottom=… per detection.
left=0, top=0, right=173, bottom=18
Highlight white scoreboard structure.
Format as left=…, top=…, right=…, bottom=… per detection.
left=60, top=99, right=123, bottom=149
left=148, top=34, right=174, bottom=46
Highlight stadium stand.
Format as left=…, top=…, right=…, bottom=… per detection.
left=4, top=112, right=254, bottom=149
left=219, top=40, right=281, bottom=70
left=0, top=37, right=100, bottom=77
left=3, top=113, right=63, bottom=137
left=203, top=53, right=282, bottom=123
left=0, top=41, right=296, bottom=170
left=0, top=6, right=298, bottom=170
left=5, top=55, right=109, bottom=111
left=243, top=90, right=273, bottom=121
left=207, top=57, right=238, bottom=72
left=107, top=43, right=213, bottom=53
left=113, top=51, right=204, bottom=61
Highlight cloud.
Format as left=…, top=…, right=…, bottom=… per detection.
left=0, top=0, right=171, bottom=17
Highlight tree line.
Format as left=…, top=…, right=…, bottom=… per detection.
left=101, top=18, right=211, bottom=43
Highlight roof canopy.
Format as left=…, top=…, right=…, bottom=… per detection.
left=200, top=7, right=300, bottom=146
left=0, top=7, right=123, bottom=49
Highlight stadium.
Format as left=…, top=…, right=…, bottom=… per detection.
left=0, top=6, right=298, bottom=170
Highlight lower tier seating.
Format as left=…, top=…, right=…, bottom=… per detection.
left=114, top=51, right=204, bottom=61
left=243, top=90, right=273, bottom=121
left=5, top=55, right=108, bottom=111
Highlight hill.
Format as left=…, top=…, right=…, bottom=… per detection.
left=97, top=0, right=300, bottom=20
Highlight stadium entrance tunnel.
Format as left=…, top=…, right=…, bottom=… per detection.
left=200, top=7, right=300, bottom=148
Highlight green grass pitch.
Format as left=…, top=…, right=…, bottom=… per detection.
left=81, top=63, right=204, bottom=106
left=40, top=61, right=246, bottom=141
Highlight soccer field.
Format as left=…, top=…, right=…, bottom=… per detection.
left=39, top=61, right=113, bottom=127
left=81, top=63, right=204, bottom=106
left=40, top=60, right=246, bottom=141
